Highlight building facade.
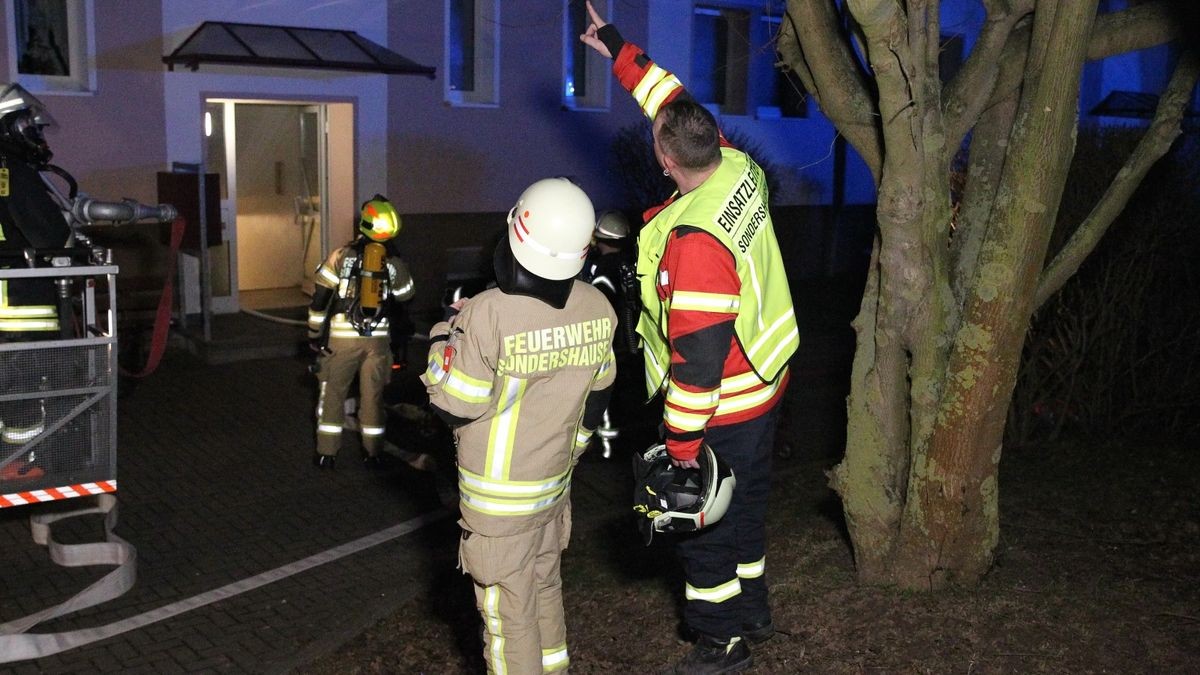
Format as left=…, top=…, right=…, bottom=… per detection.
left=0, top=0, right=1180, bottom=316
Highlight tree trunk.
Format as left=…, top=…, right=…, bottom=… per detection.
left=783, top=0, right=1188, bottom=590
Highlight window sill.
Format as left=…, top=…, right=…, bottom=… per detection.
left=443, top=99, right=499, bottom=110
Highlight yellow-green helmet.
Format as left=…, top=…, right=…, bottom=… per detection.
left=359, top=195, right=401, bottom=242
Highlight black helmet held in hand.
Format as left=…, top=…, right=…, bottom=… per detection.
left=632, top=442, right=735, bottom=545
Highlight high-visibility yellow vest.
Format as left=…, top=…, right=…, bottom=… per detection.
left=636, top=148, right=799, bottom=396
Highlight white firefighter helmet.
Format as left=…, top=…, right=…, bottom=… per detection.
left=595, top=210, right=631, bottom=241
left=506, top=178, right=595, bottom=280
left=632, top=442, right=736, bottom=545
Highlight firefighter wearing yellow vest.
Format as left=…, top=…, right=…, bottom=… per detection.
left=308, top=195, right=415, bottom=470
left=422, top=178, right=616, bottom=674
left=583, top=5, right=799, bottom=673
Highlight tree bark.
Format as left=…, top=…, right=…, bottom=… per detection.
left=890, top=0, right=1099, bottom=589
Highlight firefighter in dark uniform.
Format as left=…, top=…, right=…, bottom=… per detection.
left=307, top=195, right=416, bottom=470
left=578, top=209, right=635, bottom=458
left=0, top=84, right=70, bottom=482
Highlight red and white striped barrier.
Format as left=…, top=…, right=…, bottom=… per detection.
left=0, top=480, right=117, bottom=508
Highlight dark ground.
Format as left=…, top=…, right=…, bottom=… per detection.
left=295, top=277, right=1200, bottom=674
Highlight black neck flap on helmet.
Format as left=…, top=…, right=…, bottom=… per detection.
left=493, top=238, right=573, bottom=309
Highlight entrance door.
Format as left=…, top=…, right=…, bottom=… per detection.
left=202, top=99, right=354, bottom=312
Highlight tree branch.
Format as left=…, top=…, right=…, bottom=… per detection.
left=779, top=0, right=884, bottom=182
left=1034, top=52, right=1200, bottom=309
left=1088, top=1, right=1181, bottom=61
left=942, top=0, right=1033, bottom=160
left=986, top=2, right=1178, bottom=123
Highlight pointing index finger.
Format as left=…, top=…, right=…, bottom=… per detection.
left=586, top=1, right=606, bottom=29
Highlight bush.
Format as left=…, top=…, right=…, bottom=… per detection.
left=1007, top=126, right=1200, bottom=444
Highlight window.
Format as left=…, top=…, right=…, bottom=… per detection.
left=445, top=0, right=499, bottom=106
left=760, top=13, right=807, bottom=118
left=691, top=6, right=749, bottom=115
left=563, top=0, right=609, bottom=110
left=7, top=0, right=95, bottom=94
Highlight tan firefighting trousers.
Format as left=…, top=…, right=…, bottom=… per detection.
left=459, top=503, right=573, bottom=674
left=315, top=335, right=390, bottom=457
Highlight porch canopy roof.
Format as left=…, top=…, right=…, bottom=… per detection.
left=163, top=21, right=435, bottom=78
left=1088, top=90, right=1200, bottom=119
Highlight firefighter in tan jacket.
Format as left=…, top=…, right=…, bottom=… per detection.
left=422, top=179, right=617, bottom=674
left=308, top=196, right=416, bottom=469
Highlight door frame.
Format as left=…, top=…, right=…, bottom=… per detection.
left=201, top=95, right=356, bottom=312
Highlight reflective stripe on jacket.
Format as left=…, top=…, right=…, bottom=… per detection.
left=421, top=282, right=617, bottom=537
left=307, top=244, right=415, bottom=339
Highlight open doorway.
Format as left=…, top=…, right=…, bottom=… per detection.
left=203, top=99, right=355, bottom=314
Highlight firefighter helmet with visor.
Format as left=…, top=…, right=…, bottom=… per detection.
left=595, top=210, right=631, bottom=241
left=359, top=195, right=401, bottom=242
left=632, top=442, right=736, bottom=545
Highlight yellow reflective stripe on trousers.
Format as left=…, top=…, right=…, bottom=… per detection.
left=685, top=578, right=742, bottom=603
left=443, top=366, right=493, bottom=404
left=737, top=556, right=765, bottom=579
left=670, top=290, right=740, bottom=314
left=317, top=423, right=342, bottom=435
left=361, top=426, right=385, bottom=437
left=542, top=643, right=569, bottom=672
left=483, top=585, right=507, bottom=675
left=485, top=376, right=526, bottom=480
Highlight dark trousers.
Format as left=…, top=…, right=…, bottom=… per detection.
left=676, top=405, right=778, bottom=640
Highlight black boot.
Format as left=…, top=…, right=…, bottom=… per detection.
left=312, top=453, right=336, bottom=470
left=742, top=616, right=775, bottom=644
left=362, top=451, right=392, bottom=470
left=662, top=635, right=751, bottom=675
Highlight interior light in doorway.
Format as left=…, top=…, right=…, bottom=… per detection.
left=204, top=111, right=212, bottom=137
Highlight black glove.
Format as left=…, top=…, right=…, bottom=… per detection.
left=597, top=24, right=625, bottom=59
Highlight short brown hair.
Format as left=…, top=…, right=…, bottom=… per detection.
left=656, top=99, right=720, bottom=170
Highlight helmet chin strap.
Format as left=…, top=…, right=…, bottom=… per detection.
left=493, top=240, right=572, bottom=309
